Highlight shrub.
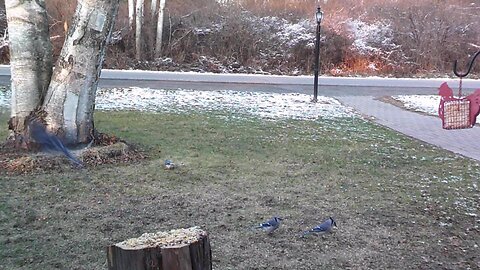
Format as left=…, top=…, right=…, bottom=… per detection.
left=0, top=0, right=478, bottom=77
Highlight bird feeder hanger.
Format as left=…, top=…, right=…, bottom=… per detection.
left=453, top=50, right=480, bottom=97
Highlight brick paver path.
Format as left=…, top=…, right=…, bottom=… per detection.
left=338, top=96, right=480, bottom=162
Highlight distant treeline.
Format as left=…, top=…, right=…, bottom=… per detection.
left=0, top=0, right=478, bottom=77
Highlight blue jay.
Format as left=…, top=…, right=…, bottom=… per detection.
left=29, top=121, right=83, bottom=167
left=253, top=216, right=283, bottom=234
left=302, top=217, right=337, bottom=237
left=164, top=159, right=175, bottom=170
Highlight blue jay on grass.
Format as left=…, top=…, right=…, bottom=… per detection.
left=164, top=159, right=175, bottom=170
left=29, top=121, right=83, bottom=167
left=302, top=217, right=337, bottom=237
left=253, top=216, right=282, bottom=234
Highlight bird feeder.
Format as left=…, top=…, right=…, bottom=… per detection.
left=438, top=50, right=480, bottom=129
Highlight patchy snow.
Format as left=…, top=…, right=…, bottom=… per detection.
left=0, top=88, right=10, bottom=108
left=276, top=19, right=315, bottom=48
left=0, top=88, right=357, bottom=120
left=0, top=87, right=459, bottom=120
left=392, top=95, right=439, bottom=115
left=196, top=14, right=317, bottom=54
left=347, top=19, right=397, bottom=56
left=95, top=87, right=357, bottom=120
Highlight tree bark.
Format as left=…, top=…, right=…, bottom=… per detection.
left=42, top=0, right=119, bottom=144
left=150, top=0, right=158, bottom=16
left=128, top=0, right=135, bottom=29
left=154, top=0, right=165, bottom=59
left=135, top=0, right=144, bottom=60
left=5, top=0, right=52, bottom=140
left=107, top=228, right=211, bottom=270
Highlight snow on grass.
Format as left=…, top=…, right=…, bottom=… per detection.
left=0, top=87, right=9, bottom=108
left=0, top=87, right=357, bottom=120
left=392, top=95, right=439, bottom=115
left=96, top=87, right=357, bottom=120
left=0, top=86, right=445, bottom=120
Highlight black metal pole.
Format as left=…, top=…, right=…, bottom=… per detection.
left=313, top=17, right=321, bottom=103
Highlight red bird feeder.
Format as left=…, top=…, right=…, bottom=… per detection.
left=438, top=83, right=480, bottom=129
left=438, top=50, right=480, bottom=129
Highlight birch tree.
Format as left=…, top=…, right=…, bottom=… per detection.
left=6, top=0, right=120, bottom=146
left=135, top=0, right=144, bottom=60
left=128, top=0, right=135, bottom=29
left=150, top=0, right=157, bottom=16
left=5, top=0, right=52, bottom=142
left=43, top=0, right=120, bottom=144
left=154, top=0, right=166, bottom=58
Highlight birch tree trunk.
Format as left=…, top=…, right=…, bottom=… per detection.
left=42, top=0, right=119, bottom=144
left=154, top=0, right=166, bottom=59
left=5, top=0, right=52, bottom=142
left=150, top=0, right=157, bottom=16
left=128, top=0, right=135, bottom=29
left=135, top=0, right=144, bottom=60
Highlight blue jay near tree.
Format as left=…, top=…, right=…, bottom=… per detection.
left=253, top=216, right=283, bottom=234
left=29, top=121, right=83, bottom=167
left=302, top=217, right=337, bottom=237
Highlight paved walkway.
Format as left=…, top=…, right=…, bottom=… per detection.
left=337, top=96, right=480, bottom=162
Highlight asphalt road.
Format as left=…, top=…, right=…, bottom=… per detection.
left=1, top=65, right=479, bottom=97
left=0, top=75, right=462, bottom=97
left=95, top=79, right=443, bottom=96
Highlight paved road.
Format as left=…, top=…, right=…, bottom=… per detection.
left=1, top=65, right=479, bottom=97
left=0, top=75, right=475, bottom=97
left=99, top=80, right=445, bottom=96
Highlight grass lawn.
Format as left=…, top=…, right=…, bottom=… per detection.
left=0, top=108, right=479, bottom=269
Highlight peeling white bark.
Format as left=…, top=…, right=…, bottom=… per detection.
left=135, top=0, right=144, bottom=60
left=63, top=91, right=79, bottom=140
left=151, top=0, right=158, bottom=16
left=154, top=0, right=166, bottom=59
left=5, top=0, right=52, bottom=132
left=43, top=0, right=119, bottom=144
left=128, top=0, right=135, bottom=29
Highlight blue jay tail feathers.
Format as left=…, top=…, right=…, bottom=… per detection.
left=301, top=230, right=312, bottom=238
left=28, top=120, right=84, bottom=167
left=300, top=229, right=322, bottom=238
left=252, top=224, right=264, bottom=230
left=300, top=228, right=321, bottom=237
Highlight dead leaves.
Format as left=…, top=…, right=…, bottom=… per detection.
left=0, top=133, right=146, bottom=175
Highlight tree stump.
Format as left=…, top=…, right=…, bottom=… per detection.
left=107, top=227, right=211, bottom=270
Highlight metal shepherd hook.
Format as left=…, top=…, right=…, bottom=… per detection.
left=452, top=50, right=479, bottom=96
left=453, top=50, right=480, bottom=78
